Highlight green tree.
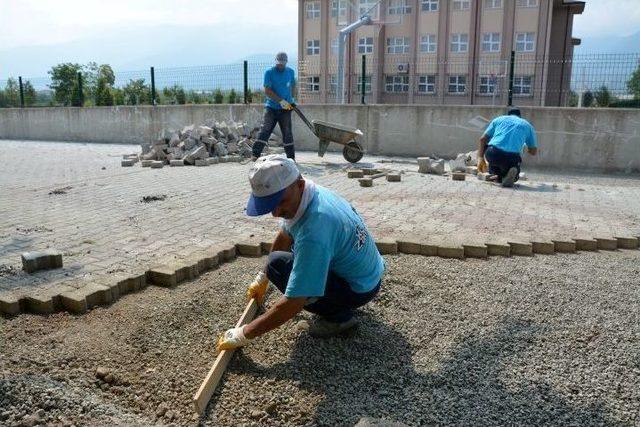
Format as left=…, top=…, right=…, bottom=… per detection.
left=567, top=90, right=578, bottom=107
left=187, top=90, right=202, bottom=104
left=628, top=66, right=640, bottom=99
left=213, top=88, right=224, bottom=104
left=582, top=90, right=594, bottom=108
left=23, top=81, right=37, bottom=106
left=95, top=77, right=114, bottom=106
left=245, top=88, right=253, bottom=103
left=594, top=85, right=612, bottom=107
left=123, top=79, right=150, bottom=105
left=4, top=78, right=20, bottom=107
left=228, top=89, right=237, bottom=104
left=49, top=63, right=83, bottom=106
left=83, top=62, right=115, bottom=99
left=162, top=85, right=186, bottom=104
left=112, top=88, right=125, bottom=105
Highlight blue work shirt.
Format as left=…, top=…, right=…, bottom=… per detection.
left=264, top=66, right=296, bottom=110
left=282, top=186, right=385, bottom=298
left=484, top=115, right=537, bottom=154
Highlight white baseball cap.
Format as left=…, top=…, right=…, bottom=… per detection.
left=246, top=155, right=300, bottom=216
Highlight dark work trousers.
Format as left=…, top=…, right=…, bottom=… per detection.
left=265, top=251, right=381, bottom=323
left=485, top=145, right=522, bottom=182
left=252, top=107, right=295, bottom=160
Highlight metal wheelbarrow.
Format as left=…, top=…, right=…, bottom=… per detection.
left=292, top=105, right=365, bottom=163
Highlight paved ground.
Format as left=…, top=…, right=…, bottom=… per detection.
left=1, top=140, right=639, bottom=301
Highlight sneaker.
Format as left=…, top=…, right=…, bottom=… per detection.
left=306, top=317, right=358, bottom=338
left=501, top=167, right=518, bottom=188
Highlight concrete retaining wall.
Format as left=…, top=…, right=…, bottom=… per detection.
left=1, top=104, right=639, bottom=172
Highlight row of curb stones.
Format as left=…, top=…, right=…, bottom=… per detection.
left=2, top=235, right=638, bottom=317
left=374, top=236, right=640, bottom=260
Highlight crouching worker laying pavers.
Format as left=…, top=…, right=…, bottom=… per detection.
left=477, top=108, right=538, bottom=188
left=217, top=155, right=385, bottom=351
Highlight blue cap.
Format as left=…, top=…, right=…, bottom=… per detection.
left=246, top=188, right=286, bottom=216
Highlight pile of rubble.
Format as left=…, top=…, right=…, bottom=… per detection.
left=121, top=121, right=279, bottom=168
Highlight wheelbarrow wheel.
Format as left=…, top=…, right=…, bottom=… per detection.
left=343, top=141, right=364, bottom=163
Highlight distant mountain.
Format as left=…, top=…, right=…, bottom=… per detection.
left=575, top=31, right=640, bottom=54
left=0, top=22, right=298, bottom=90
left=571, top=32, right=640, bottom=93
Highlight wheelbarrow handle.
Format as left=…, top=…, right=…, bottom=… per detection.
left=291, top=105, right=316, bottom=134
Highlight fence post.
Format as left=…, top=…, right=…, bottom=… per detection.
left=18, top=76, right=24, bottom=108
left=361, top=55, right=366, bottom=105
left=508, top=50, right=515, bottom=106
left=243, top=61, right=249, bottom=104
left=150, top=67, right=156, bottom=105
left=77, top=72, right=84, bottom=106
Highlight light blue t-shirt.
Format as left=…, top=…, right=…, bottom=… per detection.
left=484, top=115, right=537, bottom=154
left=282, top=186, right=385, bottom=298
left=264, top=66, right=296, bottom=110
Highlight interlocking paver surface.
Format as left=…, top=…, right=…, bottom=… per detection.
left=1, top=140, right=639, bottom=300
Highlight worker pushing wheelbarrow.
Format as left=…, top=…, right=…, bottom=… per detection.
left=291, top=105, right=365, bottom=164
left=251, top=52, right=365, bottom=163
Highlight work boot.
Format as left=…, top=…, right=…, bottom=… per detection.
left=501, top=167, right=518, bottom=188
left=306, top=316, right=358, bottom=338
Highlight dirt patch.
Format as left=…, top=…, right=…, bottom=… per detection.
left=49, top=186, right=73, bottom=195
left=15, top=226, right=53, bottom=234
left=0, top=264, right=19, bottom=277
left=1, top=252, right=639, bottom=426
left=140, top=195, right=167, bottom=203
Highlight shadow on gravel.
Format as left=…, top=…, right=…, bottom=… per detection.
left=226, top=316, right=612, bottom=426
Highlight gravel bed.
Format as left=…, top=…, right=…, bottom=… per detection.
left=1, top=251, right=639, bottom=426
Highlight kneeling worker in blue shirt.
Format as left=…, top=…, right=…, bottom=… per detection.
left=477, top=108, right=538, bottom=187
left=217, top=155, right=385, bottom=351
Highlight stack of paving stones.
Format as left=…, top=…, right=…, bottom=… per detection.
left=2, top=235, right=639, bottom=318
left=122, top=121, right=263, bottom=168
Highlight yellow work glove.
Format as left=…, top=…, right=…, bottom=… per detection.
left=477, top=158, right=488, bottom=173
left=279, top=100, right=293, bottom=110
left=216, top=326, right=250, bottom=352
left=246, top=272, right=269, bottom=303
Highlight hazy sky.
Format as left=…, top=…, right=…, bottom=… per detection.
left=0, top=0, right=637, bottom=56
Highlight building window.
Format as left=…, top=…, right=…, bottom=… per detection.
left=385, top=75, right=409, bottom=92
left=513, top=76, right=532, bottom=95
left=358, top=37, right=374, bottom=54
left=450, top=34, right=468, bottom=53
left=306, top=39, right=320, bottom=55
left=305, top=1, right=320, bottom=19
left=515, top=32, right=535, bottom=52
left=417, top=75, right=436, bottom=94
left=448, top=75, right=466, bottom=93
left=389, top=0, right=412, bottom=14
left=354, top=75, right=372, bottom=93
left=482, top=33, right=501, bottom=52
left=421, top=0, right=439, bottom=11
left=478, top=76, right=497, bottom=94
left=329, top=74, right=337, bottom=93
left=359, top=0, right=380, bottom=18
left=516, top=0, right=538, bottom=7
left=386, top=37, right=410, bottom=54
left=420, top=34, right=437, bottom=53
left=305, top=76, right=320, bottom=92
left=331, top=39, right=339, bottom=55
left=331, top=0, right=347, bottom=17
left=452, top=0, right=470, bottom=10
left=484, top=0, right=502, bottom=8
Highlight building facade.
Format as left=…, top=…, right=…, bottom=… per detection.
left=297, top=0, right=585, bottom=106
